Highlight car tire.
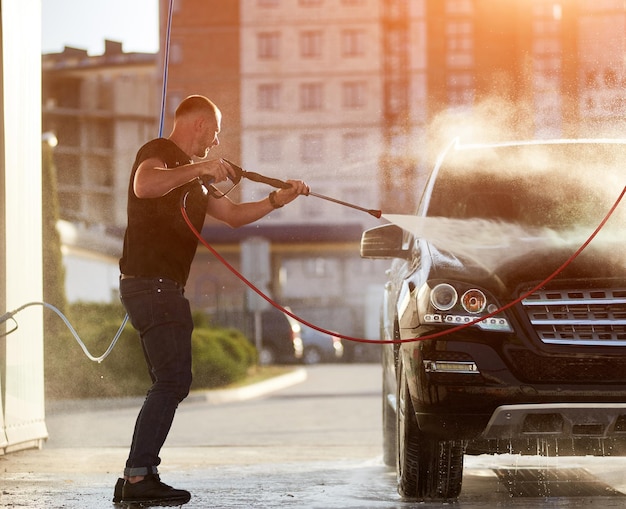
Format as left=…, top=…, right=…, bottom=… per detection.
left=396, top=359, right=464, bottom=500
left=382, top=350, right=397, bottom=467
left=303, top=346, right=323, bottom=365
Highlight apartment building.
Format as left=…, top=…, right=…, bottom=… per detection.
left=423, top=0, right=626, bottom=137
left=42, top=40, right=160, bottom=229
left=576, top=1, right=626, bottom=133
left=42, top=41, right=160, bottom=302
left=238, top=0, right=385, bottom=223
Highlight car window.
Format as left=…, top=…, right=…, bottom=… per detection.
left=426, top=143, right=626, bottom=230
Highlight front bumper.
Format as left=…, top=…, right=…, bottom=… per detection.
left=405, top=339, right=626, bottom=445
left=483, top=402, right=626, bottom=440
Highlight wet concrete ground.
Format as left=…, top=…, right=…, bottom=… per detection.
left=2, top=365, right=626, bottom=508
left=3, top=448, right=626, bottom=508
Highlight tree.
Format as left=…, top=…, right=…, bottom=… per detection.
left=41, top=134, right=66, bottom=314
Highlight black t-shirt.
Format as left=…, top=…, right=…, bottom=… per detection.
left=119, top=138, right=210, bottom=286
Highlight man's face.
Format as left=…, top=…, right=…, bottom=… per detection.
left=195, top=114, right=221, bottom=159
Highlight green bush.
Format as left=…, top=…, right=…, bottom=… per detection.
left=45, top=302, right=256, bottom=399
left=191, top=327, right=257, bottom=389
left=45, top=302, right=148, bottom=399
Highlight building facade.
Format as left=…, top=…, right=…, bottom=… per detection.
left=42, top=40, right=160, bottom=229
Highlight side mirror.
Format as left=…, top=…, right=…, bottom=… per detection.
left=360, top=224, right=411, bottom=260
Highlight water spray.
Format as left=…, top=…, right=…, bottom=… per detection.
left=223, top=159, right=382, bottom=219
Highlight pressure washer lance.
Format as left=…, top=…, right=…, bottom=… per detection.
left=223, top=159, right=382, bottom=219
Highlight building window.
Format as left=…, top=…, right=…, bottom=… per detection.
left=167, top=92, right=183, bottom=117
left=88, top=119, right=113, bottom=149
left=446, top=0, right=473, bottom=14
left=447, top=72, right=474, bottom=105
left=585, top=69, right=598, bottom=89
left=258, top=83, right=281, bottom=110
left=170, top=40, right=183, bottom=65
left=258, top=32, right=280, bottom=59
left=342, top=81, right=367, bottom=108
left=342, top=132, right=367, bottom=161
left=300, top=133, right=324, bottom=163
left=304, top=258, right=329, bottom=277
left=96, top=78, right=113, bottom=110
left=300, top=82, right=324, bottom=110
left=85, top=154, right=113, bottom=186
left=300, top=30, right=323, bottom=58
left=604, top=68, right=619, bottom=88
left=258, top=134, right=283, bottom=163
left=342, top=29, right=366, bottom=57
left=446, top=21, right=473, bottom=68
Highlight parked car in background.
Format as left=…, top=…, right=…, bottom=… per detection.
left=299, top=324, right=344, bottom=364
left=361, top=139, right=626, bottom=501
left=257, top=308, right=303, bottom=365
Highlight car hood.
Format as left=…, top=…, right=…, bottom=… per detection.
left=422, top=227, right=626, bottom=295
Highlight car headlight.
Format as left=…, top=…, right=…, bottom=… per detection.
left=422, top=281, right=512, bottom=332
left=461, top=289, right=486, bottom=313
left=430, top=283, right=458, bottom=311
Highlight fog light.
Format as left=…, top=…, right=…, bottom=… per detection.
left=423, top=360, right=479, bottom=374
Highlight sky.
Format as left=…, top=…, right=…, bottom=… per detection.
left=41, top=0, right=160, bottom=55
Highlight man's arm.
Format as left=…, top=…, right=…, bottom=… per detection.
left=134, top=157, right=234, bottom=199
left=206, top=181, right=309, bottom=228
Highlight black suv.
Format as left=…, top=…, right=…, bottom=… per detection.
left=361, top=139, right=626, bottom=500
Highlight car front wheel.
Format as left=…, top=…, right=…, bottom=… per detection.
left=382, top=348, right=397, bottom=466
left=396, top=358, right=465, bottom=500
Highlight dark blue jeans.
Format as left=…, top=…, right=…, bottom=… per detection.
left=119, top=276, right=193, bottom=477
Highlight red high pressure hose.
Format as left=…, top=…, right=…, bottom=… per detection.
left=181, top=185, right=626, bottom=345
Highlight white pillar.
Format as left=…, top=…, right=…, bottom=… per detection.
left=0, top=0, right=48, bottom=453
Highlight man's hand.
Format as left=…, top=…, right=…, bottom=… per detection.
left=193, top=159, right=237, bottom=184
left=270, top=180, right=310, bottom=207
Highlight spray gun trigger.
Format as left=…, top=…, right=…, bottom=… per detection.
left=223, top=159, right=243, bottom=185
left=200, top=175, right=214, bottom=187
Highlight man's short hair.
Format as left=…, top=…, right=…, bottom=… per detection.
left=175, top=95, right=220, bottom=120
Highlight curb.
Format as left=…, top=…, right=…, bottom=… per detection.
left=46, top=367, right=308, bottom=414
left=201, top=367, right=307, bottom=404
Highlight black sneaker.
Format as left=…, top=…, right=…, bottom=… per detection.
left=113, top=477, right=125, bottom=503
left=121, top=474, right=191, bottom=506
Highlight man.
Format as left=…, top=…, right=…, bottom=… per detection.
left=114, top=95, right=309, bottom=505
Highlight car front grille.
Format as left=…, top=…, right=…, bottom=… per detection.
left=507, top=349, right=626, bottom=382
left=521, top=288, right=626, bottom=346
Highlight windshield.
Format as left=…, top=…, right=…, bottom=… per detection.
left=426, top=142, right=626, bottom=229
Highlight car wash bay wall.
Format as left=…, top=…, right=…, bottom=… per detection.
left=0, top=0, right=48, bottom=453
